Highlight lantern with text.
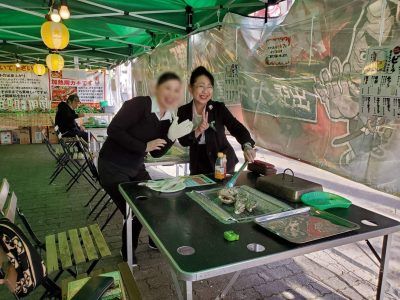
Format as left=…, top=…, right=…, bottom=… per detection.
left=33, top=63, right=46, bottom=76
left=46, top=54, right=64, bottom=71
left=41, top=21, right=69, bottom=50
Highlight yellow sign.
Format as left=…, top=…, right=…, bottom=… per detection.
left=0, top=64, right=33, bottom=72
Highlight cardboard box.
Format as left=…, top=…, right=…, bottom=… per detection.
left=30, top=126, right=46, bottom=144
left=12, top=130, right=21, bottom=144
left=19, top=128, right=31, bottom=144
left=0, top=131, right=12, bottom=145
left=47, top=126, right=59, bottom=144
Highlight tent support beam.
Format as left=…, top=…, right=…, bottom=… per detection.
left=3, top=43, right=115, bottom=67
left=186, top=6, right=194, bottom=33
left=71, top=12, right=123, bottom=19
left=0, top=28, right=41, bottom=41
left=128, top=12, right=186, bottom=31
left=134, top=9, right=186, bottom=14
left=108, top=38, right=151, bottom=48
left=76, top=0, right=186, bottom=31
left=0, top=25, right=41, bottom=29
left=0, top=3, right=45, bottom=18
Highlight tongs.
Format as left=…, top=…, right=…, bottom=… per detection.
left=225, top=161, right=248, bottom=188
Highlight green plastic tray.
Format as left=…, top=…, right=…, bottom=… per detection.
left=301, top=191, right=352, bottom=210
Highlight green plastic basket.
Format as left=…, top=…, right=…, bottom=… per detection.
left=301, top=191, right=352, bottom=210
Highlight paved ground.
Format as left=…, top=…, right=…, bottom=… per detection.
left=0, top=142, right=399, bottom=299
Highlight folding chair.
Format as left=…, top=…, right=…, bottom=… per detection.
left=41, top=129, right=77, bottom=185
left=1, top=179, right=45, bottom=252
left=55, top=133, right=97, bottom=191
left=0, top=179, right=111, bottom=289
left=0, top=182, right=60, bottom=299
left=0, top=240, right=61, bottom=300
left=73, top=138, right=117, bottom=230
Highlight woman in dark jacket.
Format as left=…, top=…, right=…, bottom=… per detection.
left=178, top=66, right=256, bottom=175
left=98, top=72, right=192, bottom=266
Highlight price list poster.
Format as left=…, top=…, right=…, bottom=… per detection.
left=0, top=64, right=50, bottom=112
left=360, top=45, right=400, bottom=119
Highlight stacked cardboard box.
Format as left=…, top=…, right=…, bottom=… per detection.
left=30, top=126, right=47, bottom=144
left=0, top=131, right=12, bottom=145
left=19, top=128, right=31, bottom=144
left=0, top=126, right=60, bottom=145
left=47, top=126, right=59, bottom=144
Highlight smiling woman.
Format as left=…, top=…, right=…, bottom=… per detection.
left=97, top=71, right=193, bottom=267
left=177, top=66, right=256, bottom=175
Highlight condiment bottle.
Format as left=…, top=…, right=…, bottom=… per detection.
left=215, top=152, right=226, bottom=181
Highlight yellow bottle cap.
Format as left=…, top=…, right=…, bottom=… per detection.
left=217, top=152, right=224, bottom=158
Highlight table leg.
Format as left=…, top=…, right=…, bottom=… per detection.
left=170, top=268, right=193, bottom=300
left=170, top=268, right=183, bottom=300
left=376, top=234, right=393, bottom=300
left=184, top=163, right=189, bottom=176
left=216, top=270, right=241, bottom=300
left=126, top=203, right=133, bottom=273
left=183, top=281, right=193, bottom=300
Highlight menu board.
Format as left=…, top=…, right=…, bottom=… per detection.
left=0, top=64, right=50, bottom=112
left=360, top=45, right=400, bottom=119
left=265, top=36, right=291, bottom=66
left=50, top=69, right=105, bottom=108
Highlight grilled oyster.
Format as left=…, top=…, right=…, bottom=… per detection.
left=245, top=199, right=257, bottom=212
left=236, top=190, right=249, bottom=202
left=218, top=188, right=238, bottom=204
left=234, top=199, right=246, bottom=214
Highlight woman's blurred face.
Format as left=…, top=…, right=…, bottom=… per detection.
left=71, top=99, right=79, bottom=109
left=155, top=79, right=182, bottom=110
left=190, top=75, right=213, bottom=106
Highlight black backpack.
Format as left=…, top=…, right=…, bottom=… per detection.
left=0, top=218, right=46, bottom=297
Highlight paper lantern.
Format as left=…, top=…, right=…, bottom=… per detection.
left=46, top=54, right=64, bottom=71
left=33, top=64, right=46, bottom=76
left=41, top=21, right=69, bottom=50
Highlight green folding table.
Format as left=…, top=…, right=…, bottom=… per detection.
left=119, top=172, right=400, bottom=300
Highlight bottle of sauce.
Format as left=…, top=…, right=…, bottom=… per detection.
left=215, top=152, right=226, bottom=181
left=223, top=154, right=227, bottom=177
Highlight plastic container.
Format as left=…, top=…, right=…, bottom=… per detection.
left=301, top=191, right=352, bottom=210
left=214, top=152, right=226, bottom=181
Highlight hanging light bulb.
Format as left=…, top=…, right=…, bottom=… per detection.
left=15, top=61, right=21, bottom=68
left=85, top=67, right=89, bottom=72
left=59, top=0, right=70, bottom=20
left=50, top=8, right=61, bottom=23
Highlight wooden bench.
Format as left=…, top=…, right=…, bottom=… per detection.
left=0, top=178, right=111, bottom=279
left=0, top=179, right=141, bottom=299
left=46, top=224, right=112, bottom=279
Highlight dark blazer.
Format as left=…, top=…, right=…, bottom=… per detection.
left=55, top=101, right=80, bottom=134
left=178, top=100, right=255, bottom=175
left=99, top=96, right=174, bottom=172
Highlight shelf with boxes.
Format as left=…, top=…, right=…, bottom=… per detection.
left=0, top=126, right=58, bottom=145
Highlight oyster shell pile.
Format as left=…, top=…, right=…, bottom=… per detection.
left=218, top=188, right=257, bottom=215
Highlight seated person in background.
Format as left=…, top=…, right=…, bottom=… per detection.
left=178, top=66, right=256, bottom=175
left=55, top=94, right=88, bottom=141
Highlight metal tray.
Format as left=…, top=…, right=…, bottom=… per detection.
left=187, top=185, right=292, bottom=224
left=254, top=207, right=360, bottom=244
